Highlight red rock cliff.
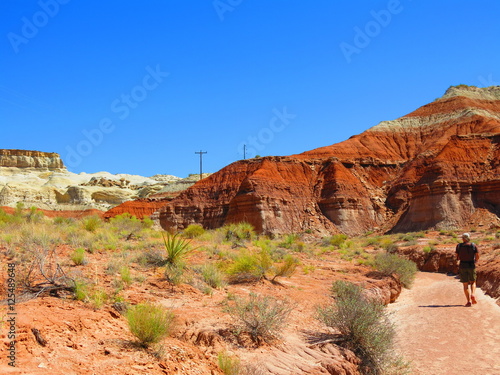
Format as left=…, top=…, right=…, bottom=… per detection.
left=157, top=86, right=500, bottom=235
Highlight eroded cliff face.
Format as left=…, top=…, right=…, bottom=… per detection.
left=158, top=85, right=500, bottom=235
left=0, top=149, right=65, bottom=170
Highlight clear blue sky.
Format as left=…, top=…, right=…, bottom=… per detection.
left=1, top=1, right=499, bottom=177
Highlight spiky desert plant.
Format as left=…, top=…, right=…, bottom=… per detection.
left=161, top=232, right=193, bottom=266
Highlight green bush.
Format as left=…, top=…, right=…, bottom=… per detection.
left=218, top=352, right=242, bottom=375
left=200, top=263, right=226, bottom=288
left=71, top=247, right=87, bottom=265
left=226, top=248, right=271, bottom=283
left=127, top=303, right=175, bottom=347
left=221, top=222, right=255, bottom=242
left=422, top=245, right=434, bottom=254
left=374, top=253, right=417, bottom=288
left=164, top=263, right=185, bottom=285
left=120, top=266, right=133, bottom=285
left=73, top=279, right=88, bottom=301
left=27, top=206, right=44, bottom=223
left=278, top=233, right=300, bottom=249
left=53, top=216, right=74, bottom=226
left=183, top=224, right=205, bottom=238
left=82, top=215, right=102, bottom=232
left=110, top=213, right=143, bottom=239
left=317, top=281, right=402, bottom=375
left=322, top=234, right=348, bottom=248
left=224, top=292, right=293, bottom=344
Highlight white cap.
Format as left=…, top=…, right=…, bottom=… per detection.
left=462, top=233, right=470, bottom=240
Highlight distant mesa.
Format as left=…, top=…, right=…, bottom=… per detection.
left=156, top=85, right=500, bottom=235
left=0, top=149, right=65, bottom=170
left=0, top=149, right=204, bottom=216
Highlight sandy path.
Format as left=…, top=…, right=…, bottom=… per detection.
left=388, top=272, right=500, bottom=375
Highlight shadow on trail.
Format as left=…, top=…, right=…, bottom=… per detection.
left=418, top=304, right=464, bottom=308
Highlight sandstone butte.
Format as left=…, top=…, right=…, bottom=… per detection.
left=153, top=85, right=500, bottom=236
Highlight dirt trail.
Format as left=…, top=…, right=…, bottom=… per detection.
left=388, top=272, right=500, bottom=375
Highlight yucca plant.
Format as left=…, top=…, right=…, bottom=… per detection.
left=161, top=232, right=193, bottom=266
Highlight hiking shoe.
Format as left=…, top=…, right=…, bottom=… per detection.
left=471, top=296, right=477, bottom=304
left=465, top=302, right=472, bottom=307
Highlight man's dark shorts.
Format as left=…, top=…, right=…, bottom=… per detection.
left=459, top=267, right=476, bottom=283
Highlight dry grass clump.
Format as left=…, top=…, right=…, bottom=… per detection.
left=224, top=292, right=293, bottom=344
left=127, top=303, right=175, bottom=347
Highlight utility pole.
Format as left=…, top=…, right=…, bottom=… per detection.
left=243, top=144, right=246, bottom=159
left=195, top=150, right=207, bottom=181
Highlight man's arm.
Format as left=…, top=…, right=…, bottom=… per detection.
left=475, top=245, right=480, bottom=262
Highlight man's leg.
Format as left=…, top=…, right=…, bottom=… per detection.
left=470, top=281, right=477, bottom=304
left=462, top=282, right=471, bottom=304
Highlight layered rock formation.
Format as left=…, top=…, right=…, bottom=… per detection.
left=0, top=149, right=196, bottom=212
left=158, top=85, right=500, bottom=235
left=0, top=149, right=65, bottom=170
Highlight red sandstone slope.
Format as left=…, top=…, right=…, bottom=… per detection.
left=153, top=86, right=500, bottom=235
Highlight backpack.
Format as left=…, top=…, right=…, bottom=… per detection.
left=456, top=242, right=477, bottom=267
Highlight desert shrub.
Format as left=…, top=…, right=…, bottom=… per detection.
left=363, top=236, right=381, bottom=248
left=183, top=224, right=205, bottom=238
left=200, top=263, right=226, bottom=288
left=67, top=229, right=95, bottom=252
left=218, top=352, right=242, bottom=375
left=422, top=245, right=433, bottom=254
left=82, top=215, right=102, bottom=232
left=399, top=233, right=415, bottom=242
left=317, top=281, right=399, bottom=375
left=110, top=213, right=144, bottom=239
left=26, top=206, right=44, bottom=223
left=164, top=263, right=186, bottom=285
left=0, top=208, right=20, bottom=225
left=127, top=303, right=175, bottom=347
left=279, top=233, right=300, bottom=249
left=120, top=266, right=133, bottom=285
left=270, top=254, right=299, bottom=282
left=97, top=230, right=119, bottom=250
left=89, top=288, right=108, bottom=309
left=162, top=232, right=193, bottom=266
left=226, top=248, right=272, bottom=283
left=322, top=234, right=348, bottom=248
left=71, top=247, right=87, bottom=265
left=137, top=249, right=165, bottom=268
left=73, top=279, right=88, bottom=301
left=142, top=216, right=154, bottom=229
left=224, top=292, right=293, bottom=344
left=53, top=216, right=75, bottom=226
left=226, top=251, right=263, bottom=283
left=221, top=222, right=255, bottom=242
left=374, top=253, right=417, bottom=288
left=380, top=238, right=398, bottom=253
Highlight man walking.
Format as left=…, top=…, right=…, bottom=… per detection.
left=455, top=233, right=480, bottom=307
